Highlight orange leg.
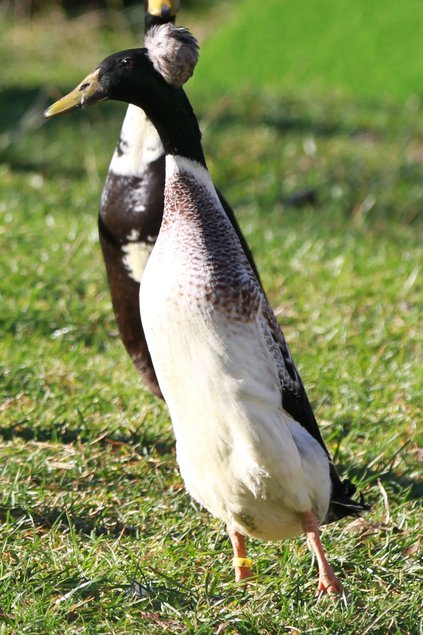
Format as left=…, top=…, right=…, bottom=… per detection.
left=228, top=528, right=254, bottom=582
left=301, top=511, right=343, bottom=595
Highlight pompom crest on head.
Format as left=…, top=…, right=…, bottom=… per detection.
left=144, top=23, right=199, bottom=89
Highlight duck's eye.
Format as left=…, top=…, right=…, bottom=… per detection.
left=120, top=57, right=134, bottom=70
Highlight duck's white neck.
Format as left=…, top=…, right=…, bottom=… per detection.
left=109, top=105, right=163, bottom=178
left=165, top=154, right=215, bottom=194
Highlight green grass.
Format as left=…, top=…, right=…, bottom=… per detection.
left=1, top=6, right=422, bottom=635
left=195, top=0, right=423, bottom=100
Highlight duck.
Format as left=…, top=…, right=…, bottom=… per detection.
left=98, top=0, right=177, bottom=397
left=100, top=0, right=260, bottom=398
left=44, top=24, right=368, bottom=594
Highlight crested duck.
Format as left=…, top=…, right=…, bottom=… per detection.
left=100, top=0, right=260, bottom=397
left=45, top=24, right=368, bottom=593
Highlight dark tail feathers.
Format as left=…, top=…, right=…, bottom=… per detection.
left=323, top=468, right=370, bottom=524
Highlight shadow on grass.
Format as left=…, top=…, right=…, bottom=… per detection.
left=0, top=86, right=43, bottom=132
left=0, top=503, right=139, bottom=537
left=0, top=85, right=121, bottom=131
left=130, top=571, right=196, bottom=610
left=0, top=84, right=377, bottom=177
left=330, top=420, right=422, bottom=502
left=0, top=421, right=174, bottom=456
left=201, top=99, right=375, bottom=140
left=347, top=464, right=423, bottom=503
left=0, top=83, right=123, bottom=174
left=2, top=423, right=420, bottom=503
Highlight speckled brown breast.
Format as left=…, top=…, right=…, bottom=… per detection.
left=159, top=171, right=262, bottom=322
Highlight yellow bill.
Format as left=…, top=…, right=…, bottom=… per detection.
left=147, top=0, right=180, bottom=18
left=44, top=69, right=106, bottom=119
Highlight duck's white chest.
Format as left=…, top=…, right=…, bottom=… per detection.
left=140, top=246, right=264, bottom=531
left=140, top=231, right=234, bottom=441
left=140, top=239, right=330, bottom=540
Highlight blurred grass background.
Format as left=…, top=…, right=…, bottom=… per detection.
left=0, top=1, right=422, bottom=633
left=196, top=0, right=423, bottom=100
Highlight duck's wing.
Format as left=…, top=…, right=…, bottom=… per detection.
left=260, top=299, right=328, bottom=452
left=217, top=190, right=263, bottom=286
left=258, top=295, right=369, bottom=521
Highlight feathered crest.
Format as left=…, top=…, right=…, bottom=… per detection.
left=145, top=24, right=199, bottom=88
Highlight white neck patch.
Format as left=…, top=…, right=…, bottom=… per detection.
left=109, top=105, right=163, bottom=177
left=122, top=240, right=154, bottom=283
left=165, top=155, right=217, bottom=198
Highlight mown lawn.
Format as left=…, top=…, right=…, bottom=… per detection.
left=0, top=4, right=422, bottom=634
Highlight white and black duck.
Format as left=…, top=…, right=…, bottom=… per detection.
left=45, top=24, right=368, bottom=593
left=100, top=0, right=260, bottom=397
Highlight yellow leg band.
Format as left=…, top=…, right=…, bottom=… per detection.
left=233, top=557, right=253, bottom=569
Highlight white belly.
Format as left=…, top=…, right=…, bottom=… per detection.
left=140, top=249, right=331, bottom=540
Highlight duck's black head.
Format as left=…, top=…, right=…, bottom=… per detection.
left=44, top=25, right=205, bottom=165
left=44, top=49, right=157, bottom=119
left=44, top=24, right=198, bottom=119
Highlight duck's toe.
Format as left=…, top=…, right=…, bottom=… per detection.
left=317, top=571, right=343, bottom=596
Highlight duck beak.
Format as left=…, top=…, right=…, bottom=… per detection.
left=44, top=69, right=107, bottom=119
left=147, top=0, right=180, bottom=19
